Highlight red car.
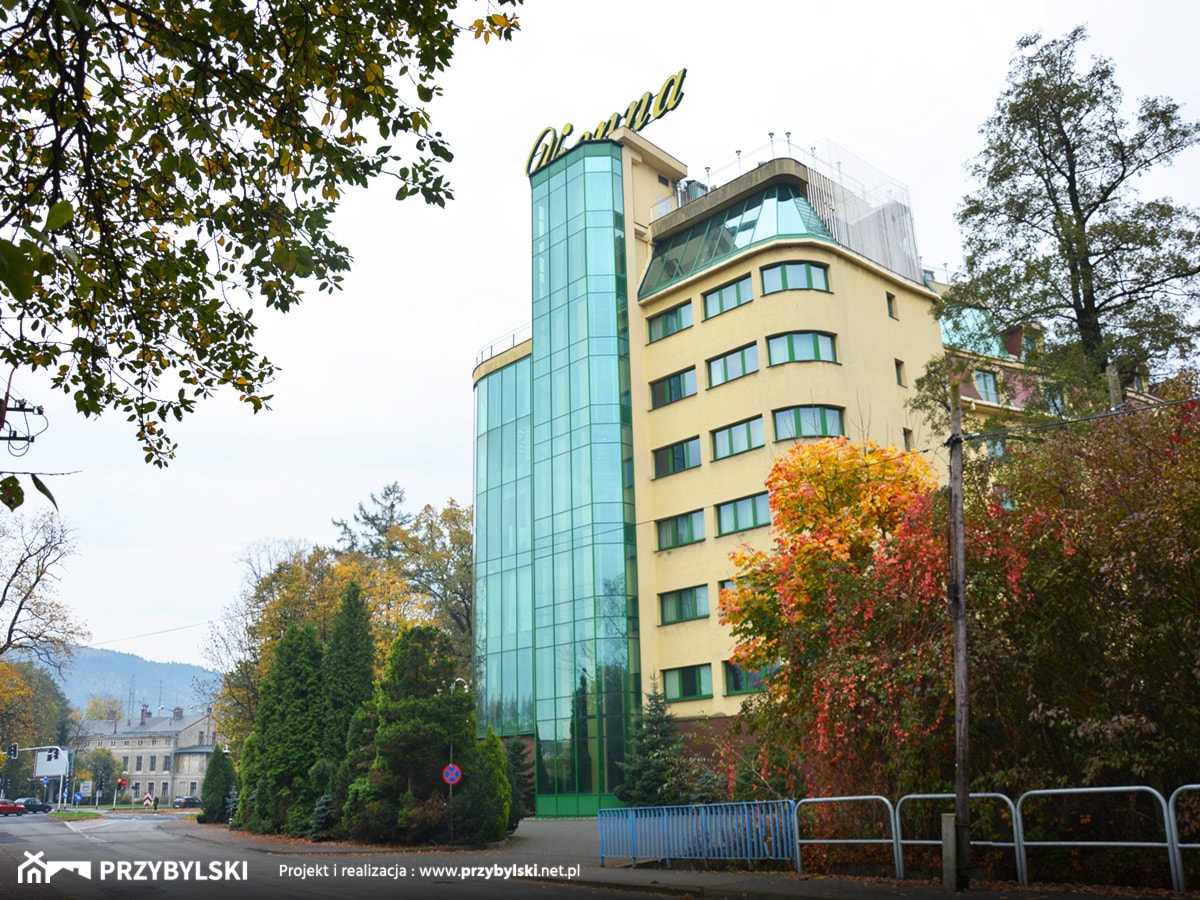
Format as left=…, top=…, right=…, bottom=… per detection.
left=0, top=799, right=25, bottom=816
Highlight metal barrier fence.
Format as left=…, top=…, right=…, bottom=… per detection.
left=1017, top=786, right=1183, bottom=892
left=598, top=800, right=799, bottom=869
left=894, top=793, right=1022, bottom=883
left=794, top=795, right=901, bottom=878
left=597, top=785, right=1199, bottom=891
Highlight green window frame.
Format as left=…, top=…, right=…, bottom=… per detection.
left=659, top=585, right=709, bottom=624
left=761, top=261, right=829, bottom=294
left=724, top=661, right=771, bottom=695
left=712, top=416, right=764, bottom=460
left=774, top=405, right=844, bottom=440
left=657, top=509, right=705, bottom=550
left=663, top=664, right=713, bottom=702
left=975, top=369, right=1000, bottom=404
left=716, top=492, right=770, bottom=535
left=703, top=274, right=753, bottom=319
left=895, top=359, right=906, bottom=386
left=707, top=343, right=758, bottom=387
left=653, top=436, right=702, bottom=477
left=767, top=331, right=837, bottom=365
left=886, top=292, right=898, bottom=319
left=648, top=301, right=693, bottom=343
left=650, top=367, right=697, bottom=408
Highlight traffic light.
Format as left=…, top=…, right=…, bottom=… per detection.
left=97, top=777, right=106, bottom=792
left=5, top=742, right=15, bottom=760
left=46, top=748, right=59, bottom=762
left=117, top=777, right=127, bottom=788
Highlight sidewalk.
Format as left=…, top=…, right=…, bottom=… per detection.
left=163, top=815, right=1195, bottom=899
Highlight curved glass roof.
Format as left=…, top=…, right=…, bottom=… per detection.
left=640, top=182, right=836, bottom=298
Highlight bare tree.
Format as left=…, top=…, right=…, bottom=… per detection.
left=0, top=511, right=86, bottom=671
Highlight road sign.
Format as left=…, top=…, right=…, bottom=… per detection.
left=73, top=792, right=82, bottom=803
left=442, top=763, right=462, bottom=786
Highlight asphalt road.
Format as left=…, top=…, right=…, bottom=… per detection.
left=0, top=813, right=645, bottom=899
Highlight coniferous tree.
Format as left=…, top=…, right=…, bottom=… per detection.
left=449, top=727, right=511, bottom=844
left=240, top=624, right=324, bottom=834
left=200, top=743, right=237, bottom=824
left=342, top=625, right=474, bottom=843
left=504, top=737, right=535, bottom=831
left=321, top=580, right=375, bottom=763
left=615, top=679, right=683, bottom=806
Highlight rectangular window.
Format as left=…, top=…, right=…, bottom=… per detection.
left=712, top=417, right=764, bottom=460
left=653, top=437, right=702, bottom=477
left=767, top=332, right=836, bottom=365
left=886, top=292, right=898, bottom=319
left=135, top=755, right=143, bottom=771
left=724, top=661, right=770, bottom=695
left=163, top=756, right=171, bottom=772
left=650, top=367, right=697, bottom=408
left=975, top=370, right=1000, bottom=404
left=663, top=664, right=713, bottom=701
left=149, top=756, right=156, bottom=772
left=122, top=756, right=129, bottom=770
left=703, top=274, right=753, bottom=318
left=895, top=359, right=906, bottom=386
left=716, top=492, right=771, bottom=535
left=774, top=405, right=844, bottom=439
left=903, top=428, right=914, bottom=451
left=985, top=437, right=1006, bottom=459
left=659, top=585, right=710, bottom=624
left=657, top=509, right=705, bottom=550
left=761, top=261, right=829, bottom=294
left=647, top=301, right=693, bottom=342
left=708, top=343, right=759, bottom=387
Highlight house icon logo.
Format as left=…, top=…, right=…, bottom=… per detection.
left=17, top=850, right=93, bottom=884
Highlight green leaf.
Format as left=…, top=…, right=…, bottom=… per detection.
left=0, top=475, right=24, bottom=511
left=45, top=200, right=75, bottom=232
left=30, top=474, right=58, bottom=510
left=0, top=239, right=36, bottom=300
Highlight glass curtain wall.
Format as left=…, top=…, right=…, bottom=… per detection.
left=473, top=353, right=533, bottom=738
left=528, top=142, right=638, bottom=816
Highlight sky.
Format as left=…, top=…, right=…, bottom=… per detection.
left=11, top=1, right=1200, bottom=676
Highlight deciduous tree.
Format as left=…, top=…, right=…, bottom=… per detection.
left=720, top=438, right=950, bottom=797
left=945, top=27, right=1200, bottom=393
left=0, top=0, right=521, bottom=481
left=0, top=511, right=86, bottom=670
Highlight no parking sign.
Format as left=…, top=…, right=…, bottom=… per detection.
left=442, top=763, right=462, bottom=786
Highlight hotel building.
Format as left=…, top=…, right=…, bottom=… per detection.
left=472, top=73, right=945, bottom=815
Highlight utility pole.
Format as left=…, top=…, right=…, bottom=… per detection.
left=947, top=383, right=971, bottom=890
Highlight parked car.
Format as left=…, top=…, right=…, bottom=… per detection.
left=12, top=797, right=51, bottom=813
left=172, top=796, right=201, bottom=809
left=0, top=799, right=25, bottom=816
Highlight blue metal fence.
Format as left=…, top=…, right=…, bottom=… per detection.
left=598, top=799, right=799, bottom=869
left=596, top=785, right=1198, bottom=891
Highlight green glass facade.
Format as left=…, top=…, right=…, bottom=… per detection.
left=474, top=141, right=638, bottom=816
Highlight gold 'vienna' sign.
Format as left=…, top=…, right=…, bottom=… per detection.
left=526, top=69, right=688, bottom=177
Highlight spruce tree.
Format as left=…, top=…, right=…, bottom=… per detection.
left=504, top=737, right=535, bottom=831
left=615, top=679, right=683, bottom=807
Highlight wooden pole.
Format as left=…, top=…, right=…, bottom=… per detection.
left=948, top=383, right=971, bottom=890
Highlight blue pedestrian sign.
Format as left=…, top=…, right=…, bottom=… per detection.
left=442, top=763, right=462, bottom=786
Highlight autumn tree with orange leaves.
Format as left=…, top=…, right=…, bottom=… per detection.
left=720, top=438, right=952, bottom=798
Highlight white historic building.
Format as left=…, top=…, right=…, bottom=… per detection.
left=78, top=704, right=217, bottom=801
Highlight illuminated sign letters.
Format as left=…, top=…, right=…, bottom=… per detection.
left=526, top=68, right=687, bottom=177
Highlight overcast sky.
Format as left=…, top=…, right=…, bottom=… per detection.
left=13, top=1, right=1200, bottom=678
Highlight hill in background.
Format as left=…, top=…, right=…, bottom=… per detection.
left=50, top=646, right=219, bottom=715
